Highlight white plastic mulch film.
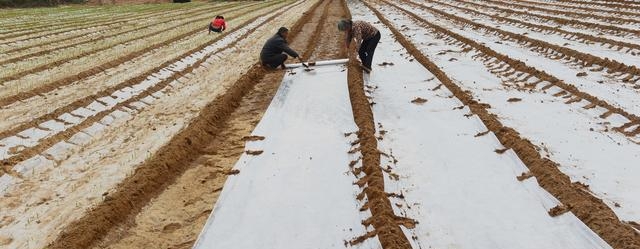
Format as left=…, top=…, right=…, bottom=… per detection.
left=193, top=62, right=380, bottom=249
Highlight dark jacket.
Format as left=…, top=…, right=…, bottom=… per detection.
left=260, top=34, right=299, bottom=61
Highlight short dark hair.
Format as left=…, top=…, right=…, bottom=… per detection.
left=278, top=27, right=289, bottom=34
left=215, top=15, right=223, bottom=19
left=338, top=19, right=352, bottom=31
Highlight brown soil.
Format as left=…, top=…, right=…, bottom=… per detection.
left=309, top=0, right=349, bottom=61
left=48, top=1, right=355, bottom=249
left=225, top=169, right=241, bottom=176
left=396, top=0, right=640, bottom=138
left=245, top=150, right=264, bottom=155
left=548, top=204, right=571, bottom=217
left=512, top=0, right=640, bottom=18
left=0, top=9, right=161, bottom=41
left=557, top=0, right=640, bottom=9
left=516, top=171, right=533, bottom=181
left=45, top=1, right=316, bottom=248
left=429, top=0, right=640, bottom=55
left=45, top=61, right=269, bottom=249
left=411, top=97, right=428, bottom=104
left=0, top=1, right=289, bottom=168
left=417, top=0, right=640, bottom=84
left=0, top=2, right=267, bottom=108
left=367, top=1, right=640, bottom=248
left=90, top=69, right=282, bottom=249
left=0, top=236, right=13, bottom=246
left=0, top=1, right=266, bottom=85
left=474, top=130, right=490, bottom=137
left=458, top=0, right=640, bottom=38
left=0, top=3, right=232, bottom=65
left=344, top=4, right=414, bottom=249
left=241, top=135, right=265, bottom=141
left=0, top=3, right=211, bottom=54
left=87, top=0, right=169, bottom=4
left=478, top=0, right=640, bottom=35
left=488, top=0, right=640, bottom=25
left=0, top=2, right=225, bottom=46
left=494, top=148, right=509, bottom=154
left=346, top=51, right=414, bottom=249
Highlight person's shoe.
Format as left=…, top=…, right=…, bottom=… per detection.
left=262, top=63, right=277, bottom=70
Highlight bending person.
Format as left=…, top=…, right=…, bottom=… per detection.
left=260, top=27, right=301, bottom=69
left=338, top=19, right=380, bottom=73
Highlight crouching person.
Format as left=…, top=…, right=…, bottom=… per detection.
left=260, top=27, right=300, bottom=69
left=209, top=15, right=226, bottom=34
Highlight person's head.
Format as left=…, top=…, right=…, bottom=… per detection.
left=277, top=27, right=289, bottom=38
left=337, top=19, right=352, bottom=32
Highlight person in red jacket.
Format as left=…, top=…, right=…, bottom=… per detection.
left=209, top=15, right=226, bottom=34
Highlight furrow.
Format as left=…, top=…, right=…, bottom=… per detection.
left=0, top=2, right=263, bottom=83
left=343, top=2, right=414, bottom=249
left=0, top=2, right=234, bottom=58
left=43, top=1, right=318, bottom=248
left=460, top=0, right=640, bottom=40
left=366, top=1, right=640, bottom=248
left=0, top=0, right=289, bottom=168
left=486, top=0, right=640, bottom=27
left=0, top=1, right=277, bottom=106
left=0, top=5, right=172, bottom=42
left=509, top=0, right=640, bottom=18
left=427, top=0, right=640, bottom=55
left=393, top=0, right=640, bottom=130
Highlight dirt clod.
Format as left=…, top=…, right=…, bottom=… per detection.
left=245, top=150, right=264, bottom=155
left=494, top=148, right=509, bottom=154
left=224, top=169, right=240, bottom=175
left=474, top=131, right=490, bottom=137
left=548, top=205, right=571, bottom=217
left=516, top=171, right=534, bottom=181
left=241, top=136, right=265, bottom=141
left=410, top=97, right=428, bottom=104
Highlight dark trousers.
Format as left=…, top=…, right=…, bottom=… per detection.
left=209, top=24, right=222, bottom=33
left=358, top=31, right=381, bottom=69
left=261, top=54, right=288, bottom=69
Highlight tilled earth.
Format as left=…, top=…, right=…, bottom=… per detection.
left=1, top=0, right=640, bottom=249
